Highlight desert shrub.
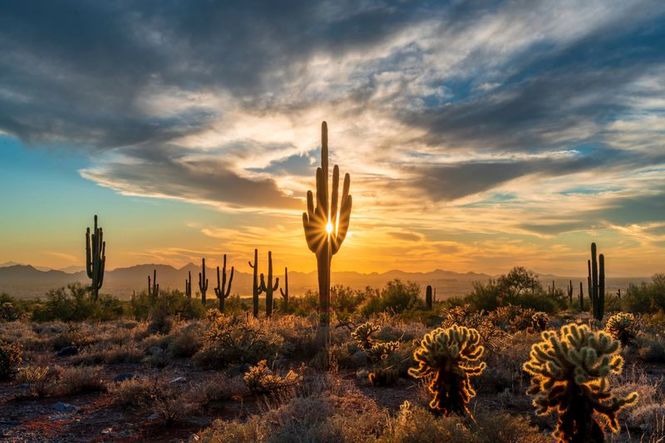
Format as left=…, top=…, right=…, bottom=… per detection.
left=332, top=285, right=367, bottom=314
left=53, top=365, right=106, bottom=395
left=31, top=284, right=122, bottom=322
left=168, top=321, right=204, bottom=358
left=0, top=293, right=22, bottom=321
left=637, top=336, right=665, bottom=363
left=523, top=323, right=638, bottom=442
left=441, top=305, right=508, bottom=352
left=351, top=321, right=400, bottom=385
left=623, top=274, right=665, bottom=313
left=243, top=360, right=300, bottom=396
left=194, top=311, right=283, bottom=369
left=605, top=312, right=639, bottom=347
left=110, top=378, right=155, bottom=409
left=488, top=305, right=535, bottom=332
left=110, top=377, right=192, bottom=423
left=17, top=365, right=53, bottom=397
left=0, top=340, right=22, bottom=381
left=409, top=324, right=486, bottom=416
left=360, top=280, right=421, bottom=316
left=130, top=289, right=205, bottom=322
left=185, top=374, right=247, bottom=408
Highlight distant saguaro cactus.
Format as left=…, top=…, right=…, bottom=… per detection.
left=214, top=254, right=234, bottom=312
left=303, top=122, right=352, bottom=349
left=260, top=251, right=279, bottom=317
left=523, top=323, right=638, bottom=442
left=279, top=267, right=289, bottom=309
left=590, top=243, right=606, bottom=321
left=579, top=281, right=584, bottom=310
left=408, top=324, right=486, bottom=417
left=425, top=285, right=433, bottom=310
left=567, top=280, right=573, bottom=305
left=85, top=215, right=106, bottom=301
left=185, top=271, right=192, bottom=298
left=199, top=258, right=209, bottom=305
left=248, top=249, right=262, bottom=318
left=148, top=269, right=159, bottom=299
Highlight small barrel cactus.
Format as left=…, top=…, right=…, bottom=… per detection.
left=605, top=312, right=638, bottom=347
left=523, top=323, right=638, bottom=442
left=408, top=324, right=486, bottom=417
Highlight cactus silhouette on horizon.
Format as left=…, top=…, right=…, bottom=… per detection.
left=214, top=254, right=234, bottom=312
left=148, top=269, right=159, bottom=299
left=199, top=258, right=209, bottom=305
left=303, top=121, right=352, bottom=349
left=185, top=271, right=192, bottom=298
left=425, top=285, right=433, bottom=310
left=280, top=267, right=289, bottom=310
left=259, top=251, right=279, bottom=317
left=248, top=248, right=262, bottom=318
left=85, top=214, right=106, bottom=301
left=590, top=243, right=606, bottom=321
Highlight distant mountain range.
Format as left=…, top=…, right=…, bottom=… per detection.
left=0, top=263, right=652, bottom=300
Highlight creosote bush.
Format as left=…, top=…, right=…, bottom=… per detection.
left=408, top=324, right=486, bottom=416
left=523, top=323, right=638, bottom=442
left=605, top=312, right=638, bottom=347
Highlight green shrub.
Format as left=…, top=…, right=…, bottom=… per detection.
left=31, top=284, right=123, bottom=322
left=360, top=280, right=421, bottom=316
left=623, top=274, right=665, bottom=313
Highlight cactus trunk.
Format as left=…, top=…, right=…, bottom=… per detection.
left=279, top=267, right=289, bottom=310
left=259, top=251, right=279, bottom=317
left=579, top=281, right=584, bottom=310
left=589, top=243, right=605, bottom=321
left=425, top=285, right=433, bottom=310
left=148, top=269, right=159, bottom=300
left=199, top=258, right=208, bottom=306
left=185, top=271, right=192, bottom=298
left=85, top=215, right=106, bottom=301
left=248, top=249, right=262, bottom=317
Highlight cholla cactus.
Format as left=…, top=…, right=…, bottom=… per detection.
left=408, top=325, right=486, bottom=416
left=605, top=312, right=638, bottom=347
left=531, top=312, right=549, bottom=332
left=523, top=323, right=638, bottom=442
left=0, top=340, right=22, bottom=381
left=351, top=321, right=381, bottom=350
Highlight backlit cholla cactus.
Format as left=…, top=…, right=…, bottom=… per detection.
left=605, top=312, right=638, bottom=347
left=408, top=325, right=486, bottom=417
left=523, top=324, right=638, bottom=443
left=531, top=312, right=549, bottom=332
left=352, top=321, right=399, bottom=363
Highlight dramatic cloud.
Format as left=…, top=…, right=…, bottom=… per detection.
left=1, top=0, right=665, bottom=273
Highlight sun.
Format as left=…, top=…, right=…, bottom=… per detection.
left=326, top=221, right=333, bottom=234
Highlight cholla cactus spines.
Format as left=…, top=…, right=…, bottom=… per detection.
left=214, top=254, right=234, bottom=312
left=605, top=312, right=638, bottom=347
left=352, top=321, right=382, bottom=350
left=408, top=324, right=486, bottom=417
left=185, top=271, right=192, bottom=299
left=85, top=214, right=106, bottom=301
left=148, top=269, right=159, bottom=299
left=367, top=340, right=400, bottom=362
left=531, top=312, right=549, bottom=332
left=199, top=258, right=209, bottom=305
left=259, top=251, right=279, bottom=317
left=303, top=122, right=352, bottom=348
left=523, top=323, right=638, bottom=442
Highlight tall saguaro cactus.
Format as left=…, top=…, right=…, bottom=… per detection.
left=260, top=251, right=279, bottom=317
left=579, top=281, right=584, bottom=310
left=185, top=271, right=192, bottom=299
left=280, top=267, right=289, bottom=309
left=148, top=269, right=159, bottom=299
left=590, top=243, right=606, bottom=321
left=567, top=280, right=573, bottom=305
left=214, top=254, right=234, bottom=312
left=85, top=215, right=106, bottom=301
left=303, top=121, right=353, bottom=348
left=425, top=285, right=433, bottom=310
left=248, top=249, right=262, bottom=318
left=199, top=258, right=209, bottom=305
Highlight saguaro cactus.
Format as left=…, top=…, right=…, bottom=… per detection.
left=248, top=249, right=262, bottom=318
left=567, top=280, right=573, bottom=305
left=185, top=271, right=192, bottom=299
left=590, top=243, right=606, bottom=321
left=579, top=281, right=584, bottom=310
left=523, top=323, right=638, bottom=442
left=85, top=215, right=106, bottom=301
left=279, top=267, right=289, bottom=309
left=260, top=251, right=279, bottom=317
left=303, top=121, right=352, bottom=348
left=199, top=258, right=209, bottom=305
left=425, top=285, right=433, bottom=310
left=214, top=254, right=234, bottom=312
left=148, top=269, right=159, bottom=299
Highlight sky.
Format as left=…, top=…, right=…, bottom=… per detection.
left=1, top=0, right=664, bottom=277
